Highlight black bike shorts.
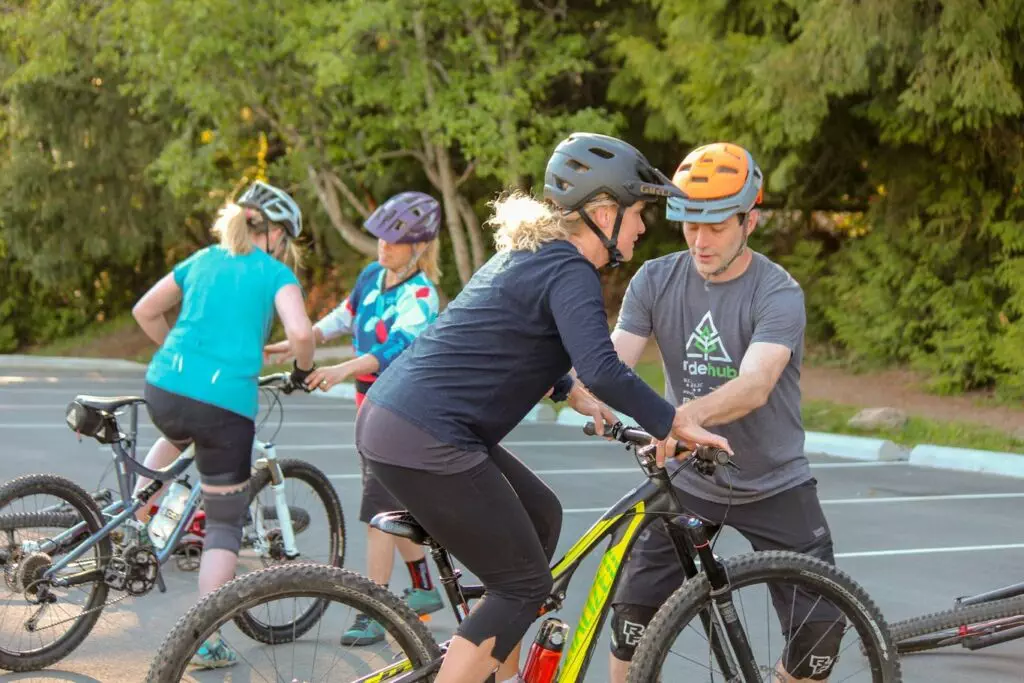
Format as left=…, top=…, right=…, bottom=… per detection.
left=144, top=383, right=255, bottom=487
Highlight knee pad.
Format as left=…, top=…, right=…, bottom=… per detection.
left=609, top=603, right=658, bottom=661
left=202, top=488, right=250, bottom=554
left=782, top=621, right=844, bottom=680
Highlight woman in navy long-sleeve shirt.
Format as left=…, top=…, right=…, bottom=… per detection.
left=356, top=133, right=732, bottom=683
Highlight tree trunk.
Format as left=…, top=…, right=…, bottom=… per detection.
left=413, top=10, right=473, bottom=284
left=457, top=194, right=486, bottom=270
left=307, top=166, right=376, bottom=256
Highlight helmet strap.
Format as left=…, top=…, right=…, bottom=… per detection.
left=579, top=206, right=626, bottom=269
left=390, top=243, right=426, bottom=282
left=708, top=214, right=750, bottom=278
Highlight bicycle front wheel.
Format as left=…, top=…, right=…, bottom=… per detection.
left=147, top=563, right=441, bottom=683
left=889, top=594, right=1024, bottom=654
left=627, top=550, right=901, bottom=683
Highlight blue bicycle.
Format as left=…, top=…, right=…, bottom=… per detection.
left=0, top=372, right=345, bottom=672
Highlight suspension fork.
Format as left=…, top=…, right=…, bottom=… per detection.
left=253, top=443, right=298, bottom=560
left=677, top=514, right=760, bottom=682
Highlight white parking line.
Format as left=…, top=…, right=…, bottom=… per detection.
left=12, top=421, right=355, bottom=430
left=0, top=403, right=353, bottom=411
left=836, top=543, right=1024, bottom=559
left=0, top=386, right=146, bottom=395
left=556, top=491, right=1024, bottom=514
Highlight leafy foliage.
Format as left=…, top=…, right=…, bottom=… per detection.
left=0, top=0, right=1021, bottom=397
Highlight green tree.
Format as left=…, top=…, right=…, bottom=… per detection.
left=615, top=0, right=1024, bottom=396
left=102, top=0, right=617, bottom=286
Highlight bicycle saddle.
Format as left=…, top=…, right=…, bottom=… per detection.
left=73, top=395, right=146, bottom=413
left=370, top=510, right=432, bottom=545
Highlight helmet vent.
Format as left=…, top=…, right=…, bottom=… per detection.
left=566, top=159, right=590, bottom=173
left=589, top=146, right=615, bottom=160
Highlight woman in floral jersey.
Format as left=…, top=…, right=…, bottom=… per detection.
left=265, top=191, right=443, bottom=645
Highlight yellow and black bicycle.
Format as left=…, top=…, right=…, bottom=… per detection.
left=146, top=421, right=900, bottom=682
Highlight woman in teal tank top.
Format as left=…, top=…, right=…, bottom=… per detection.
left=130, top=181, right=317, bottom=669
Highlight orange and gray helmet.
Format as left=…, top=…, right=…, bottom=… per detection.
left=666, top=143, right=763, bottom=224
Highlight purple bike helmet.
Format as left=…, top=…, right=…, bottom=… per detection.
left=364, top=191, right=441, bottom=244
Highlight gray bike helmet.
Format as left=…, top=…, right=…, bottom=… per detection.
left=544, top=133, right=684, bottom=267
left=237, top=181, right=303, bottom=239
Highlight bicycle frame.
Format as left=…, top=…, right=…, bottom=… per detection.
left=957, top=581, right=1024, bottom=607
left=39, top=399, right=298, bottom=590
left=360, top=453, right=752, bottom=683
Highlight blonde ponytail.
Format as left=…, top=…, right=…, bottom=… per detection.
left=211, top=201, right=305, bottom=271
left=211, top=202, right=254, bottom=256
left=487, top=190, right=618, bottom=253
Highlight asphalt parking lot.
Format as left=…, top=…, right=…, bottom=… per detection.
left=1, top=367, right=1023, bottom=682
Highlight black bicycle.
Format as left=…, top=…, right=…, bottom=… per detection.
left=890, top=579, right=1024, bottom=654
left=145, top=420, right=899, bottom=682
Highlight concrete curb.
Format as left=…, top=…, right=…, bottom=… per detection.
left=909, top=444, right=1024, bottom=478
left=804, top=431, right=909, bottom=462
left=0, top=354, right=147, bottom=373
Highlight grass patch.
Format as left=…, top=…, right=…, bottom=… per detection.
left=26, top=314, right=156, bottom=363
left=802, top=400, right=1024, bottom=453
left=26, top=314, right=135, bottom=355
left=634, top=361, right=1024, bottom=454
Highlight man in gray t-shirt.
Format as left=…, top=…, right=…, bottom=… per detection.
left=605, top=144, right=841, bottom=683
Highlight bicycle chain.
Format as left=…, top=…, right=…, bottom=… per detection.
left=26, top=592, right=131, bottom=633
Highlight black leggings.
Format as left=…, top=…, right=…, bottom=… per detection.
left=365, top=448, right=562, bottom=661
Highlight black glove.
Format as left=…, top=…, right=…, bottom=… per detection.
left=290, top=360, right=316, bottom=393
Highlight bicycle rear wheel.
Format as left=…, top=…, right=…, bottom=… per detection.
left=146, top=563, right=441, bottom=682
left=0, top=474, right=111, bottom=672
left=627, top=550, right=901, bottom=682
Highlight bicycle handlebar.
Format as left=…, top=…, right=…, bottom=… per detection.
left=583, top=421, right=734, bottom=471
left=258, top=372, right=299, bottom=393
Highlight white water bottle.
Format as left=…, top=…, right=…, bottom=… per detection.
left=148, top=478, right=192, bottom=550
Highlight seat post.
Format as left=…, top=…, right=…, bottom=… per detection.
left=428, top=543, right=472, bottom=623
left=129, top=403, right=139, bottom=458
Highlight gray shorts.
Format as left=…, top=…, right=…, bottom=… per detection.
left=613, top=478, right=838, bottom=627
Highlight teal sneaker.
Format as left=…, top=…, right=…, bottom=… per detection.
left=403, top=587, right=443, bottom=616
left=340, top=613, right=386, bottom=646
left=190, top=632, right=238, bottom=669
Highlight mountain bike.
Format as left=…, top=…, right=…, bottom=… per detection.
left=145, top=420, right=900, bottom=682
left=890, top=579, right=1024, bottom=654
left=0, top=373, right=345, bottom=672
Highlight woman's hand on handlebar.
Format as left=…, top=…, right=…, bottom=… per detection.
left=566, top=383, right=618, bottom=438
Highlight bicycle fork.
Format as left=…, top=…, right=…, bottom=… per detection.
left=253, top=444, right=299, bottom=560
left=668, top=515, right=760, bottom=683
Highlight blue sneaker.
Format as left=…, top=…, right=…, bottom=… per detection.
left=190, top=632, right=238, bottom=669
left=403, top=587, right=443, bottom=615
left=340, top=613, right=386, bottom=646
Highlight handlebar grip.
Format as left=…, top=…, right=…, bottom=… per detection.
left=695, top=446, right=731, bottom=465
left=583, top=421, right=597, bottom=437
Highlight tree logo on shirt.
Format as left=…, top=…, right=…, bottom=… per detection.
left=684, top=311, right=737, bottom=378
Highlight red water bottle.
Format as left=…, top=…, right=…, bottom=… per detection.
left=521, top=617, right=569, bottom=683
